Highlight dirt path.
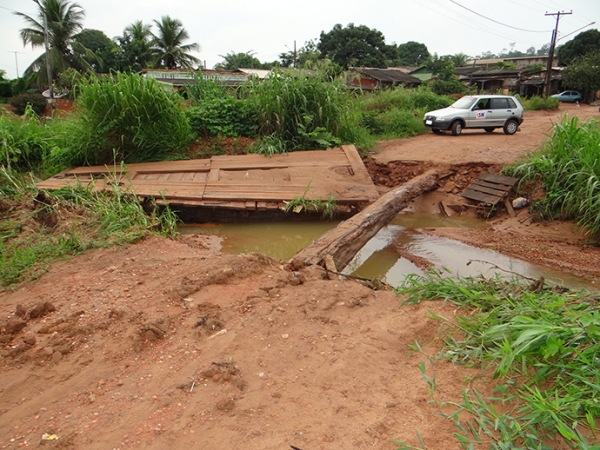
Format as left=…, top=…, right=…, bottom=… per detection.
left=1, top=103, right=599, bottom=449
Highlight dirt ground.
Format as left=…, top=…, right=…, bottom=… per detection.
left=1, top=103, right=600, bottom=450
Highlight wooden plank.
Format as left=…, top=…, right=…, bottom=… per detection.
left=245, top=201, right=256, bottom=210
left=341, top=145, right=364, bottom=176
left=208, top=168, right=219, bottom=181
left=465, top=183, right=507, bottom=197
left=460, top=189, right=501, bottom=204
left=470, top=179, right=513, bottom=192
left=504, top=199, right=516, bottom=217
left=257, top=201, right=268, bottom=211
left=478, top=173, right=519, bottom=187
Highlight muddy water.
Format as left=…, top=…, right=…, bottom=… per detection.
left=180, top=213, right=597, bottom=291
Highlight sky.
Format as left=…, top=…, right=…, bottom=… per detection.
left=0, top=0, right=598, bottom=79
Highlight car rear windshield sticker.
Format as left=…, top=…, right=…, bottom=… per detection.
left=476, top=112, right=485, bottom=119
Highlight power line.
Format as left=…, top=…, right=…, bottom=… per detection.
left=450, top=0, right=550, bottom=33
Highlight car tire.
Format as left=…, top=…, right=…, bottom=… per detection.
left=484, top=127, right=495, bottom=133
left=503, top=119, right=519, bottom=135
left=451, top=121, right=462, bottom=136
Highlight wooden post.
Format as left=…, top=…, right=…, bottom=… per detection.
left=289, top=169, right=439, bottom=271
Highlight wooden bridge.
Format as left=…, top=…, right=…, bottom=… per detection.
left=37, top=145, right=380, bottom=218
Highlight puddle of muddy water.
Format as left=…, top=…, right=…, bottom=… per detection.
left=180, top=212, right=597, bottom=291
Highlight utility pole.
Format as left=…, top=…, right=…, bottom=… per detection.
left=7, top=51, right=25, bottom=78
left=543, top=10, right=572, bottom=97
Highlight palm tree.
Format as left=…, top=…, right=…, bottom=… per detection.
left=116, top=20, right=153, bottom=71
left=450, top=53, right=471, bottom=68
left=151, top=16, right=200, bottom=69
left=15, top=0, right=99, bottom=84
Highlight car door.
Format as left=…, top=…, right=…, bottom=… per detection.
left=468, top=98, right=493, bottom=127
left=489, top=98, right=511, bottom=126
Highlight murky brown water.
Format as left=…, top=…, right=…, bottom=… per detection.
left=181, top=212, right=597, bottom=291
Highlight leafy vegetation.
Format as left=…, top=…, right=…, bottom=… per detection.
left=9, top=92, right=47, bottom=116
left=240, top=69, right=348, bottom=153
left=71, top=72, right=192, bottom=166
left=562, top=52, right=600, bottom=101
left=504, top=116, right=600, bottom=237
left=394, top=270, right=600, bottom=449
left=0, top=168, right=179, bottom=287
left=522, top=95, right=560, bottom=111
left=283, top=183, right=338, bottom=219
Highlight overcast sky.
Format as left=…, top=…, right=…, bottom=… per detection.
left=0, top=0, right=598, bottom=79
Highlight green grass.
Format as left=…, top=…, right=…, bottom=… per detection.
left=0, top=168, right=180, bottom=287
left=523, top=95, right=560, bottom=111
left=393, top=270, right=600, bottom=449
left=283, top=181, right=338, bottom=219
left=504, top=116, right=600, bottom=238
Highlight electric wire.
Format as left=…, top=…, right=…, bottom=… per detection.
left=449, top=0, right=550, bottom=33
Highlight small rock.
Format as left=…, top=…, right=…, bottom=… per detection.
left=22, top=335, right=36, bottom=346
left=281, top=334, right=289, bottom=339
left=512, top=197, right=529, bottom=209
left=5, top=319, right=27, bottom=335
left=212, top=374, right=221, bottom=382
left=52, top=351, right=63, bottom=363
left=15, top=304, right=27, bottom=317
left=216, top=398, right=235, bottom=411
left=28, top=302, right=56, bottom=319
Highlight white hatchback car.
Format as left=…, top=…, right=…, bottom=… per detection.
left=423, top=95, right=524, bottom=136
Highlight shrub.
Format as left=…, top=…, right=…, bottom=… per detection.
left=187, top=97, right=257, bottom=138
left=523, top=95, right=560, bottom=111
left=240, top=68, right=349, bottom=151
left=72, top=72, right=192, bottom=165
left=9, top=93, right=47, bottom=116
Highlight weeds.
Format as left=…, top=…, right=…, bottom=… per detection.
left=523, top=95, right=560, bottom=111
left=504, top=116, right=600, bottom=237
left=0, top=169, right=180, bottom=287
left=394, top=270, right=600, bottom=449
left=283, top=182, right=338, bottom=219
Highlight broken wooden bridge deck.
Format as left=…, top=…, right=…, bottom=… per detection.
left=37, top=145, right=380, bottom=213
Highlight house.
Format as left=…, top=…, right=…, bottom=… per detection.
left=348, top=67, right=422, bottom=90
left=141, top=69, right=250, bottom=90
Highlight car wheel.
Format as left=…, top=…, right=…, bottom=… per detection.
left=451, top=121, right=462, bottom=136
left=432, top=129, right=442, bottom=134
left=484, top=127, right=495, bottom=133
left=503, top=119, right=519, bottom=135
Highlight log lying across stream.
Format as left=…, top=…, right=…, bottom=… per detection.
left=289, top=169, right=439, bottom=272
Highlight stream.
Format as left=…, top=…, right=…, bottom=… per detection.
left=180, top=212, right=597, bottom=291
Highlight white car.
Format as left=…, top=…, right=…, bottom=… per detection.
left=423, top=95, right=524, bottom=136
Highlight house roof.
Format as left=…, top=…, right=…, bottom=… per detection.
left=351, top=68, right=422, bottom=85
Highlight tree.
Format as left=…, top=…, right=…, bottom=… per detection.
left=317, top=23, right=398, bottom=69
left=114, top=21, right=153, bottom=72
left=536, top=44, right=550, bottom=56
left=74, top=29, right=117, bottom=72
left=449, top=52, right=470, bottom=67
left=15, top=0, right=99, bottom=84
left=427, top=54, right=464, bottom=95
left=396, top=41, right=430, bottom=66
left=151, top=16, right=200, bottom=69
left=214, top=51, right=263, bottom=70
left=558, top=29, right=600, bottom=66
left=561, top=52, right=600, bottom=101
left=279, top=39, right=321, bottom=68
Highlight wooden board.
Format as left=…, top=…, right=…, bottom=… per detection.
left=460, top=172, right=519, bottom=205
left=37, top=145, right=380, bottom=212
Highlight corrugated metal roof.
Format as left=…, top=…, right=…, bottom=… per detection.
left=351, top=68, right=422, bottom=85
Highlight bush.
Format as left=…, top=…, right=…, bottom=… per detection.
left=240, top=68, right=349, bottom=151
left=9, top=93, right=47, bottom=116
left=523, top=95, right=560, bottom=111
left=187, top=97, right=257, bottom=138
left=71, top=72, right=192, bottom=165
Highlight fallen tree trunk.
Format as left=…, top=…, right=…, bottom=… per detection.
left=288, top=169, right=439, bottom=271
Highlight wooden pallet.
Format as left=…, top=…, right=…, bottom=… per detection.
left=460, top=172, right=519, bottom=215
left=37, top=145, right=380, bottom=212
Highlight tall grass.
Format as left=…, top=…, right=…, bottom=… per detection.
left=0, top=168, right=179, bottom=286
left=240, top=69, right=348, bottom=153
left=395, top=270, right=600, bottom=449
left=523, top=95, right=560, bottom=111
left=71, top=72, right=192, bottom=165
left=504, top=116, right=600, bottom=237
left=0, top=106, right=69, bottom=174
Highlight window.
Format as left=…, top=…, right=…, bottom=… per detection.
left=490, top=98, right=509, bottom=109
